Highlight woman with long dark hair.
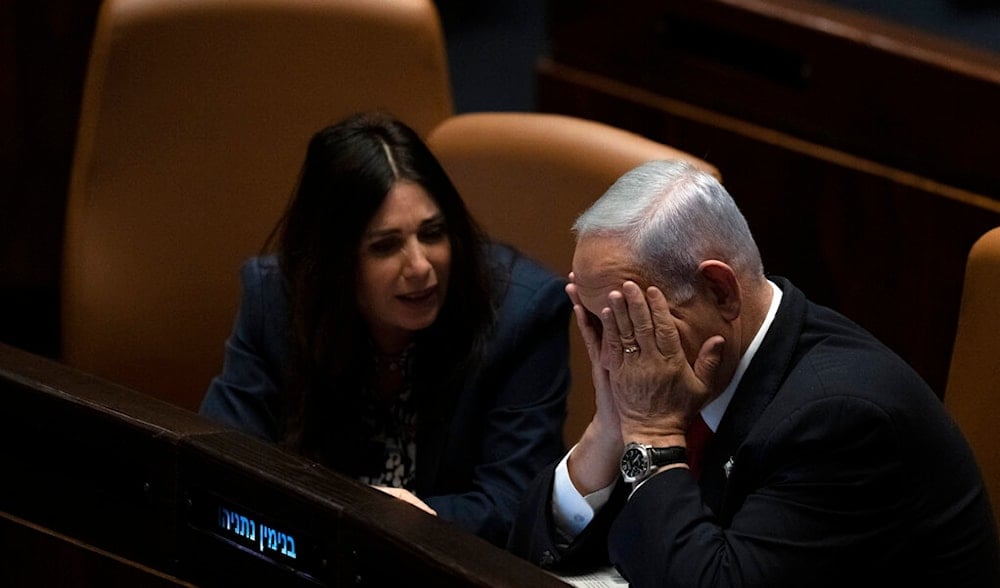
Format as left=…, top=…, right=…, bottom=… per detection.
left=200, top=112, right=570, bottom=546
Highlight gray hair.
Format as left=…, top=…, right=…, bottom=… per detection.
left=572, top=160, right=763, bottom=303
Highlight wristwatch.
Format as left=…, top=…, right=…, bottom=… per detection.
left=620, top=443, right=687, bottom=484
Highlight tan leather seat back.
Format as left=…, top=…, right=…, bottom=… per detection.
left=946, top=226, right=1000, bottom=522
left=426, top=112, right=721, bottom=444
left=62, top=0, right=452, bottom=411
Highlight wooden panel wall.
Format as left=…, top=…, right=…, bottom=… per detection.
left=538, top=0, right=1000, bottom=396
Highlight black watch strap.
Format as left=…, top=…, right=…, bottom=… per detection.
left=648, top=445, right=686, bottom=467
left=621, top=443, right=687, bottom=483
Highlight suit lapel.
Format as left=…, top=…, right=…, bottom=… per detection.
left=700, top=277, right=808, bottom=517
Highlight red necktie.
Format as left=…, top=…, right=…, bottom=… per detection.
left=687, top=414, right=713, bottom=480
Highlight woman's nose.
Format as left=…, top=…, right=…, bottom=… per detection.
left=402, top=241, right=432, bottom=278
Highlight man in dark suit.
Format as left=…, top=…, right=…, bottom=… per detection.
left=508, top=159, right=1000, bottom=586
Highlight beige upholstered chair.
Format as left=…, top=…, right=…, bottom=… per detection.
left=62, top=0, right=453, bottom=411
left=426, top=112, right=721, bottom=444
left=945, top=226, right=1000, bottom=525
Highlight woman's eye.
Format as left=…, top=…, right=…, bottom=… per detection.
left=368, top=237, right=401, bottom=255
left=419, top=222, right=448, bottom=243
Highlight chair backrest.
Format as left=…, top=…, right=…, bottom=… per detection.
left=62, top=0, right=453, bottom=411
left=946, top=226, right=1000, bottom=522
left=426, top=112, right=721, bottom=444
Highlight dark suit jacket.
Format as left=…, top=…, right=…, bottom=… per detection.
left=200, top=243, right=571, bottom=547
left=509, top=277, right=1000, bottom=586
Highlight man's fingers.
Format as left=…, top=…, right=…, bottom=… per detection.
left=646, top=286, right=682, bottom=358
left=622, top=281, right=657, bottom=352
left=573, top=304, right=601, bottom=359
left=567, top=282, right=603, bottom=364
left=566, top=278, right=581, bottom=306
left=608, top=290, right=640, bottom=357
left=600, top=305, right=624, bottom=364
left=647, top=286, right=680, bottom=356
left=693, top=335, right=726, bottom=394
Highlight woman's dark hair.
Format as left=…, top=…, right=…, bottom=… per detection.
left=269, top=111, right=494, bottom=467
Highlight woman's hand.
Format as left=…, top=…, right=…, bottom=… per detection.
left=371, top=486, right=437, bottom=516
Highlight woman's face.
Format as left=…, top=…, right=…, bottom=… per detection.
left=356, top=181, right=452, bottom=352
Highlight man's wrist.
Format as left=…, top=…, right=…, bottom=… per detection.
left=619, top=442, right=688, bottom=484
left=622, top=432, right=687, bottom=448
left=620, top=416, right=689, bottom=448
left=568, top=422, right=624, bottom=495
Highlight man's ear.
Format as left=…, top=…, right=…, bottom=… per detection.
left=698, top=260, right=741, bottom=321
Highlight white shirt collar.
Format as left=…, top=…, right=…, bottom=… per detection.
left=700, top=280, right=782, bottom=432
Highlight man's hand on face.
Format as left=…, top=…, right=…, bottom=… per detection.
left=602, top=281, right=724, bottom=446
left=567, top=275, right=621, bottom=443
left=565, top=274, right=625, bottom=494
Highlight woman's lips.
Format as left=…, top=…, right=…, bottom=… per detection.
left=398, top=286, right=437, bottom=303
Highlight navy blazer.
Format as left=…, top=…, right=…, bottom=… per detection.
left=509, top=277, right=1000, bottom=586
left=201, top=243, right=571, bottom=546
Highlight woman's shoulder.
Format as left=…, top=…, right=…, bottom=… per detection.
left=239, top=254, right=283, bottom=285
left=238, top=255, right=289, bottom=307
left=241, top=254, right=280, bottom=276
left=486, top=241, right=563, bottom=288
left=485, top=241, right=568, bottom=314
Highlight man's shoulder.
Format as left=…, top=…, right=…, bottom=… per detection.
left=759, top=278, right=937, bottom=417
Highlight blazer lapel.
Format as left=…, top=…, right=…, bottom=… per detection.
left=414, top=411, right=447, bottom=497
left=412, top=370, right=463, bottom=497
left=700, top=277, right=808, bottom=518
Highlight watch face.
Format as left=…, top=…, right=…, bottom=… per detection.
left=620, top=446, right=649, bottom=480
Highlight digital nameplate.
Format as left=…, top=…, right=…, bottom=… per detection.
left=187, top=489, right=327, bottom=582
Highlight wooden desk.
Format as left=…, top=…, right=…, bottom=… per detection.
left=0, top=343, right=567, bottom=587
left=539, top=0, right=1000, bottom=395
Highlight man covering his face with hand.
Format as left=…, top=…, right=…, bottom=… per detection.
left=508, top=159, right=1000, bottom=587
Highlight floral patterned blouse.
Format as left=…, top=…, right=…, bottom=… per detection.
left=355, top=346, right=418, bottom=490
